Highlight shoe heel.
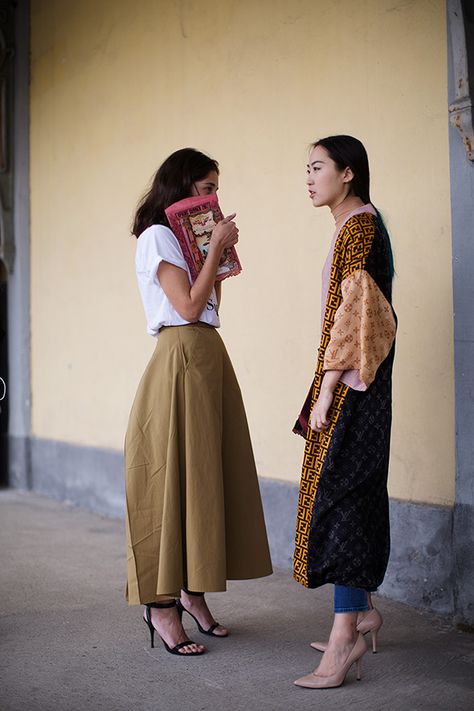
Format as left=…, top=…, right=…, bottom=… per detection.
left=356, top=658, right=362, bottom=681
left=371, top=629, right=378, bottom=654
left=143, top=607, right=155, bottom=649
left=143, top=600, right=205, bottom=657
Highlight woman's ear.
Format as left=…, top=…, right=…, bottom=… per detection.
left=342, top=166, right=354, bottom=184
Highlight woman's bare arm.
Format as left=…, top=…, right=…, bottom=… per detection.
left=309, top=369, right=343, bottom=432
left=158, top=213, right=237, bottom=322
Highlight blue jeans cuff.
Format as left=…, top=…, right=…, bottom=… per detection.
left=334, top=604, right=370, bottom=613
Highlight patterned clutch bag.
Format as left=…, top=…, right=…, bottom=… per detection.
left=165, top=194, right=242, bottom=282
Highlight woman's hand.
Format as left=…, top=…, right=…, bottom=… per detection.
left=310, top=388, right=334, bottom=432
left=209, top=213, right=238, bottom=256
left=309, top=370, right=343, bottom=432
left=158, top=213, right=238, bottom=322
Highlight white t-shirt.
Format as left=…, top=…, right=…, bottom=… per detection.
left=135, top=224, right=220, bottom=337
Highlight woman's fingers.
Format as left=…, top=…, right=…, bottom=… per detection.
left=218, top=219, right=238, bottom=239
left=310, top=388, right=334, bottom=431
left=210, top=217, right=239, bottom=253
left=223, top=226, right=239, bottom=248
left=315, top=423, right=329, bottom=432
left=310, top=405, right=330, bottom=432
left=320, top=411, right=330, bottom=428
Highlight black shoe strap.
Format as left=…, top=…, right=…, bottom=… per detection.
left=182, top=587, right=204, bottom=597
left=146, top=600, right=176, bottom=609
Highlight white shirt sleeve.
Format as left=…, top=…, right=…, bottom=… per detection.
left=136, top=224, right=189, bottom=286
left=134, top=223, right=220, bottom=336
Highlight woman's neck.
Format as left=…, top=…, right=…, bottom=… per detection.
left=331, top=195, right=365, bottom=230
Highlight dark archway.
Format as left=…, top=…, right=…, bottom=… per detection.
left=0, top=0, right=16, bottom=486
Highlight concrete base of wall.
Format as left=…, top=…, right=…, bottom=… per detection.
left=8, top=435, right=30, bottom=489
left=260, top=477, right=455, bottom=616
left=27, top=437, right=125, bottom=519
left=381, top=499, right=454, bottom=615
left=9, top=435, right=473, bottom=625
left=453, top=503, right=474, bottom=627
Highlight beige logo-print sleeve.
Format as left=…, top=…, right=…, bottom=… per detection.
left=323, top=270, right=396, bottom=388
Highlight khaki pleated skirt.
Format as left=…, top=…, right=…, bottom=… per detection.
left=125, top=323, right=273, bottom=604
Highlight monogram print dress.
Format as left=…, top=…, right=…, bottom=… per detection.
left=293, top=205, right=396, bottom=590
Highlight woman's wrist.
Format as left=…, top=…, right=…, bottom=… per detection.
left=189, top=244, right=221, bottom=309
left=321, top=370, right=343, bottom=393
left=207, top=242, right=224, bottom=261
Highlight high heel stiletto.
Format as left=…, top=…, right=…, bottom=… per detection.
left=143, top=601, right=205, bottom=656
left=311, top=607, right=383, bottom=654
left=356, top=608, right=383, bottom=653
left=177, top=589, right=228, bottom=637
left=295, top=633, right=367, bottom=689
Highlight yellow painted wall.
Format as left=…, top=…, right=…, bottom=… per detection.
left=30, top=0, right=454, bottom=505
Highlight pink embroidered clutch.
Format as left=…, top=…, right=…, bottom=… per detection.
left=165, top=194, right=242, bottom=282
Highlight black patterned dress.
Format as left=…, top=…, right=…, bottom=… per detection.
left=293, top=206, right=396, bottom=591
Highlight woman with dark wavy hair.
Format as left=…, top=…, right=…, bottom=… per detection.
left=293, top=135, right=396, bottom=688
left=125, top=148, right=272, bottom=657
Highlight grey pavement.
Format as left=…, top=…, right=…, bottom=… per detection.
left=0, top=490, right=473, bottom=711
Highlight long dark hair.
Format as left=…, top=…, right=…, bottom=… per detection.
left=313, top=134, right=394, bottom=277
left=313, top=135, right=371, bottom=204
left=132, top=148, right=219, bottom=237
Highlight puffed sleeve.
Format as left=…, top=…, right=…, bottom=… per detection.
left=136, top=225, right=188, bottom=286
left=323, top=269, right=396, bottom=389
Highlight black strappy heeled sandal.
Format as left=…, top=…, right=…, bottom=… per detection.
left=177, top=589, right=229, bottom=638
left=143, top=600, right=205, bottom=655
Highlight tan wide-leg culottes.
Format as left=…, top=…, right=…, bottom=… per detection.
left=125, top=323, right=272, bottom=604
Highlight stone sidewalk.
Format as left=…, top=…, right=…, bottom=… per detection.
left=0, top=490, right=473, bottom=711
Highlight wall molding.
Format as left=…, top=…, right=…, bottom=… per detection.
left=448, top=0, right=474, bottom=159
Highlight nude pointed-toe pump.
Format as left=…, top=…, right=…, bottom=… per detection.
left=295, top=633, right=367, bottom=689
left=356, top=607, right=383, bottom=653
left=311, top=608, right=383, bottom=654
